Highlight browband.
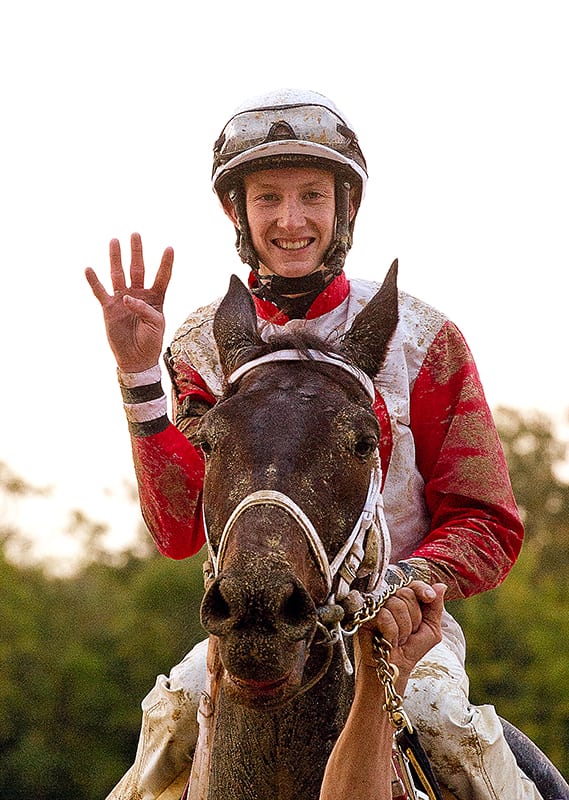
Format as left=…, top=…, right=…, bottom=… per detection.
left=227, top=349, right=376, bottom=402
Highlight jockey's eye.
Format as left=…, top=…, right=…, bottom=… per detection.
left=354, top=435, right=378, bottom=459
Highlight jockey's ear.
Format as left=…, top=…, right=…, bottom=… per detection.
left=213, top=274, right=264, bottom=378
left=339, top=259, right=399, bottom=380
left=222, top=193, right=240, bottom=227
left=349, top=191, right=356, bottom=223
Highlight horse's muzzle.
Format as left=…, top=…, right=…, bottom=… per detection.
left=200, top=556, right=319, bottom=705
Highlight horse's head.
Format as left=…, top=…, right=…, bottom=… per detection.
left=198, top=262, right=398, bottom=709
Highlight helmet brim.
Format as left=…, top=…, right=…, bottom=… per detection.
left=212, top=139, right=367, bottom=199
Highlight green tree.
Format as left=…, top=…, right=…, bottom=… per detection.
left=493, top=406, right=569, bottom=571
left=0, top=545, right=207, bottom=800
left=0, top=462, right=207, bottom=799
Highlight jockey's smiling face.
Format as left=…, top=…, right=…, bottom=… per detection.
left=225, top=167, right=343, bottom=280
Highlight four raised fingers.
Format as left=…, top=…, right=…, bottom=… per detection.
left=89, top=233, right=173, bottom=303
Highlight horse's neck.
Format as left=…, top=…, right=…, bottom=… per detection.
left=206, top=650, right=354, bottom=800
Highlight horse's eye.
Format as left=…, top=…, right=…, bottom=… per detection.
left=199, top=439, right=213, bottom=458
left=354, top=435, right=377, bottom=459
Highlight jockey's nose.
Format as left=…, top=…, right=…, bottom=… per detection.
left=277, top=194, right=305, bottom=230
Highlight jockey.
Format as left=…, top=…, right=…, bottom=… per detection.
left=86, top=89, right=542, bottom=799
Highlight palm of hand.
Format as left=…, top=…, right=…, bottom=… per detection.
left=103, top=286, right=166, bottom=372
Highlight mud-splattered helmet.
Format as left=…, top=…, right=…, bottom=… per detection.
left=212, top=89, right=368, bottom=277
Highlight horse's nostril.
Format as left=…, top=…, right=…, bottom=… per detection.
left=281, top=583, right=314, bottom=627
left=201, top=581, right=232, bottom=635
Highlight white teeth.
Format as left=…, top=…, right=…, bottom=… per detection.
left=275, top=239, right=311, bottom=250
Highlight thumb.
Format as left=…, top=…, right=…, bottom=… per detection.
left=421, top=583, right=446, bottom=633
left=123, top=295, right=164, bottom=327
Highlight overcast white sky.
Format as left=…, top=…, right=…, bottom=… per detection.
left=1, top=1, right=567, bottom=566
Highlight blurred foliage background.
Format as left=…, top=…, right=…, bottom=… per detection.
left=1, top=405, right=568, bottom=799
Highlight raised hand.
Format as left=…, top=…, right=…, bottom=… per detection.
left=85, top=233, right=174, bottom=373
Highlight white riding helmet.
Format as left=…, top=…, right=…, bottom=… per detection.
left=212, top=89, right=368, bottom=277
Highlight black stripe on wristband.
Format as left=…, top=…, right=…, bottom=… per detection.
left=395, top=561, right=416, bottom=581
left=128, top=415, right=170, bottom=437
left=120, top=381, right=164, bottom=404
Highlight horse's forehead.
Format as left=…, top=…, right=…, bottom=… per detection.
left=236, top=363, right=360, bottom=404
left=220, top=384, right=341, bottom=435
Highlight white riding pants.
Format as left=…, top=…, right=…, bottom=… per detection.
left=402, top=641, right=542, bottom=800
left=105, top=637, right=542, bottom=800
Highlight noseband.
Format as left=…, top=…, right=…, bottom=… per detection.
left=207, top=460, right=388, bottom=602
left=203, top=350, right=394, bottom=675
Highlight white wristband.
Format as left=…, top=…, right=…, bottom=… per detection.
left=117, top=364, right=162, bottom=388
left=123, top=395, right=168, bottom=423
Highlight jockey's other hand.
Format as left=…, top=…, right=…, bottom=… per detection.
left=356, top=582, right=446, bottom=687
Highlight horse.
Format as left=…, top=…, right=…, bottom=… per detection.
left=184, top=264, right=568, bottom=800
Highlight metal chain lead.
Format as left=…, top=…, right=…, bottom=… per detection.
left=372, top=634, right=414, bottom=733
left=340, top=579, right=409, bottom=634
left=339, top=572, right=416, bottom=734
left=339, top=567, right=440, bottom=798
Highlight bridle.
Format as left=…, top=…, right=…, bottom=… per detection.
left=202, top=349, right=393, bottom=676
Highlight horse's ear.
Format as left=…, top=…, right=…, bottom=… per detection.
left=339, top=259, right=399, bottom=379
left=213, top=275, right=264, bottom=377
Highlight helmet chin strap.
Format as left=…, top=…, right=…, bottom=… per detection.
left=320, top=176, right=353, bottom=275
left=256, top=269, right=328, bottom=295
left=252, top=270, right=334, bottom=319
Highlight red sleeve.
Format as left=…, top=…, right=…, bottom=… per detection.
left=127, top=355, right=216, bottom=560
left=409, top=321, right=524, bottom=598
left=130, top=423, right=206, bottom=559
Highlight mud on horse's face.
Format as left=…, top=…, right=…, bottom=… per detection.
left=198, top=262, right=399, bottom=709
